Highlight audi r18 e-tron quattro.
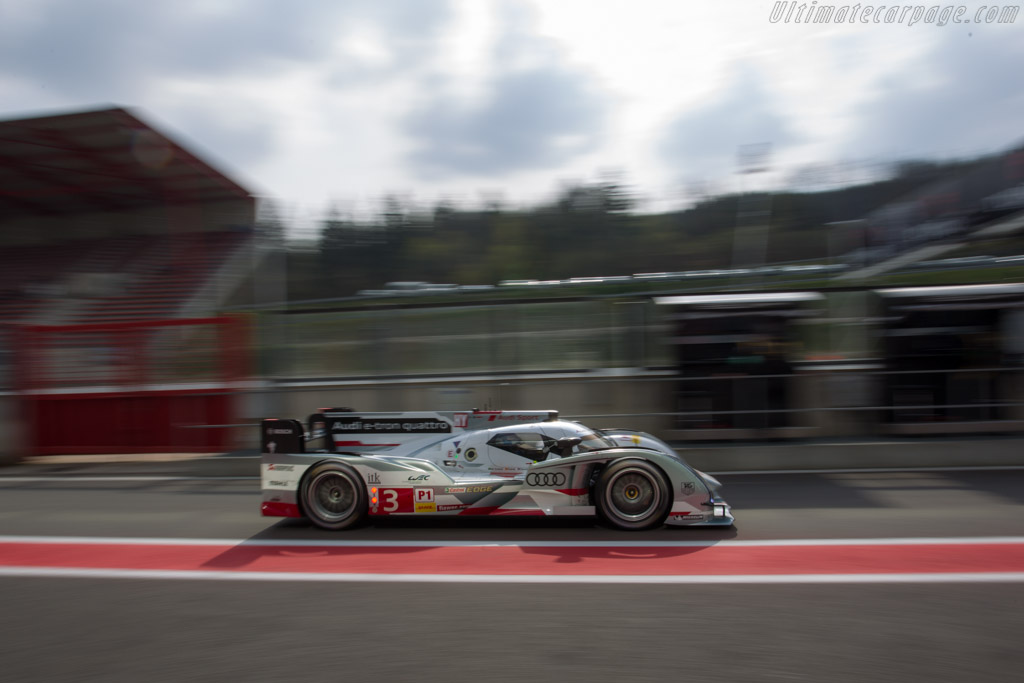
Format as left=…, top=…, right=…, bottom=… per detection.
left=260, top=408, right=733, bottom=531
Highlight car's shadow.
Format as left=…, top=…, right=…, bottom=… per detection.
left=249, top=514, right=739, bottom=541
left=199, top=517, right=739, bottom=570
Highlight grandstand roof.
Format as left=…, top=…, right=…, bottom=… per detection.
left=0, top=106, right=252, bottom=221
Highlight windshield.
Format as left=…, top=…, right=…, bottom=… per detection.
left=573, top=429, right=618, bottom=452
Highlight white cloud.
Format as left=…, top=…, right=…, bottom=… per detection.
left=1, top=0, right=1022, bottom=224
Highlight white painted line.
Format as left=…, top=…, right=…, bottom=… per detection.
left=1, top=567, right=1023, bottom=584
left=2, top=535, right=1023, bottom=549
left=0, top=476, right=258, bottom=483
left=710, top=465, right=1024, bottom=476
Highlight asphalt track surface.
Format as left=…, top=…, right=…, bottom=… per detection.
left=2, top=470, right=1024, bottom=682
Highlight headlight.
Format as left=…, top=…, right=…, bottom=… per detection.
left=713, top=504, right=727, bottom=517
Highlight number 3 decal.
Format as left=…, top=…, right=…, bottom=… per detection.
left=381, top=489, right=399, bottom=512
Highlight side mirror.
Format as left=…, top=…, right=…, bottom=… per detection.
left=551, top=436, right=582, bottom=458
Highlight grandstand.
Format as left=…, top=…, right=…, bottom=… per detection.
left=839, top=146, right=1024, bottom=279
left=0, top=106, right=257, bottom=325
left=0, top=106, right=259, bottom=455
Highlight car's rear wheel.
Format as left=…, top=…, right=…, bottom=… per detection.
left=301, top=462, right=368, bottom=530
left=595, top=459, right=671, bottom=531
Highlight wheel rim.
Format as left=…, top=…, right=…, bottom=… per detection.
left=605, top=469, right=662, bottom=521
left=309, top=471, right=358, bottom=522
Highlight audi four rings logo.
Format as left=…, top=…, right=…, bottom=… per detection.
left=526, top=472, right=566, bottom=487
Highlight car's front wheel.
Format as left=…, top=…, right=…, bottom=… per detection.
left=594, top=459, right=671, bottom=531
left=301, top=462, right=368, bottom=530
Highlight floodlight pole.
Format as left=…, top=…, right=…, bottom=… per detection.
left=732, top=143, right=773, bottom=283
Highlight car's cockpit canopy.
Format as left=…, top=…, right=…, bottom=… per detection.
left=487, top=431, right=555, bottom=460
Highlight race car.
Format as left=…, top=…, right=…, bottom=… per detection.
left=260, top=408, right=734, bottom=531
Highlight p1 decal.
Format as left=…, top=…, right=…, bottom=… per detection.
left=414, top=488, right=436, bottom=512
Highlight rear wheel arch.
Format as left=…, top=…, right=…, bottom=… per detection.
left=299, top=460, right=369, bottom=530
left=294, top=457, right=347, bottom=518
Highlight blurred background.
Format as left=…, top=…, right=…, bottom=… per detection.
left=2, top=0, right=1023, bottom=458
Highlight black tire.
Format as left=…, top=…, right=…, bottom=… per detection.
left=301, top=462, right=368, bottom=530
left=594, top=459, right=671, bottom=531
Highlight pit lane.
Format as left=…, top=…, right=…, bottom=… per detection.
left=3, top=468, right=1024, bottom=540
left=1, top=469, right=1023, bottom=682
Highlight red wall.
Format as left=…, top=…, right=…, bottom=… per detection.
left=26, top=390, right=235, bottom=455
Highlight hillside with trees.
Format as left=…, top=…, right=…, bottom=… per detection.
left=275, top=154, right=1004, bottom=301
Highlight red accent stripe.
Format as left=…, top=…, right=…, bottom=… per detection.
left=261, top=502, right=301, bottom=518
left=3, top=542, right=1024, bottom=576
left=486, top=509, right=547, bottom=516
left=556, top=488, right=588, bottom=496
left=458, top=506, right=499, bottom=515
left=457, top=506, right=546, bottom=516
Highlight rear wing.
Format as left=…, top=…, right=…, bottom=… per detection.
left=272, top=409, right=559, bottom=454
left=260, top=419, right=306, bottom=454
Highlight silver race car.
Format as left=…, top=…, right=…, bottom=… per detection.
left=260, top=408, right=734, bottom=531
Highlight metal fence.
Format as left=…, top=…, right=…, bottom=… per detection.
left=258, top=299, right=670, bottom=379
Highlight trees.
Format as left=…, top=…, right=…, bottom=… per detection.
left=306, top=156, right=994, bottom=297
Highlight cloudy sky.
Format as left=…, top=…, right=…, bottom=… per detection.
left=2, top=0, right=1022, bottom=234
